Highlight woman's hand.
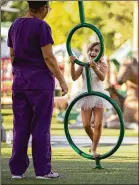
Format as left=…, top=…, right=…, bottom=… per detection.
left=69, top=55, right=77, bottom=65
left=60, top=81, right=68, bottom=96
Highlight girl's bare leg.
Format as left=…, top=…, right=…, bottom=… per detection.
left=81, top=108, right=93, bottom=142
left=92, top=107, right=104, bottom=158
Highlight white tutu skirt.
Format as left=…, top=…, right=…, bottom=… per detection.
left=69, top=90, right=112, bottom=110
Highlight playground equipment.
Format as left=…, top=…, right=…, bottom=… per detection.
left=64, top=1, right=124, bottom=169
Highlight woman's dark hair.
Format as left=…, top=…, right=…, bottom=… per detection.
left=87, top=42, right=100, bottom=53
left=27, top=1, right=49, bottom=12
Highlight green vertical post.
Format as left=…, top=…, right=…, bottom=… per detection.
left=65, top=0, right=124, bottom=170
left=95, top=157, right=102, bottom=169
left=78, top=1, right=85, bottom=24
left=85, top=65, right=92, bottom=93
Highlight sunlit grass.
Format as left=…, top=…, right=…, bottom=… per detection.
left=2, top=113, right=138, bottom=137
left=1, top=144, right=138, bottom=184
left=1, top=109, right=138, bottom=184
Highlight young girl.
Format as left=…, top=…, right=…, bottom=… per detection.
left=70, top=42, right=112, bottom=158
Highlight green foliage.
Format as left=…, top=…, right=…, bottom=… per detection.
left=46, top=1, right=133, bottom=54
left=1, top=1, right=28, bottom=22
left=1, top=1, right=133, bottom=55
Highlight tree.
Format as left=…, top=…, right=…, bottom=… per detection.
left=1, top=1, right=133, bottom=55
left=1, top=1, right=28, bottom=22
left=46, top=1, right=133, bottom=54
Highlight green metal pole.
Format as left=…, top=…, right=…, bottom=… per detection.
left=95, top=157, right=102, bottom=169
left=65, top=0, right=124, bottom=170
left=85, top=65, right=92, bottom=93
left=78, top=1, right=85, bottom=24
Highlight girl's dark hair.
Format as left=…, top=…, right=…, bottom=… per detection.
left=27, top=1, right=49, bottom=12
left=87, top=42, right=100, bottom=53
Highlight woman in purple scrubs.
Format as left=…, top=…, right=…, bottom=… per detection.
left=8, top=1, right=68, bottom=179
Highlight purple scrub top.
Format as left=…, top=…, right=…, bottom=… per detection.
left=7, top=17, right=55, bottom=90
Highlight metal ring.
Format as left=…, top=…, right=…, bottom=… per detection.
left=66, top=23, right=104, bottom=66
left=64, top=91, right=124, bottom=160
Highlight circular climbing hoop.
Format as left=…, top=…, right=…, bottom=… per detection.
left=66, top=23, right=104, bottom=66
left=64, top=91, right=124, bottom=160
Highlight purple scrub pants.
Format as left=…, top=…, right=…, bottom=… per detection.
left=9, top=89, right=54, bottom=176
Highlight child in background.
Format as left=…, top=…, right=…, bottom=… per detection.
left=69, top=42, right=112, bottom=157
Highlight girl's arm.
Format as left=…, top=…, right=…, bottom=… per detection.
left=70, top=56, right=83, bottom=81
left=89, top=58, right=108, bottom=81
left=93, top=63, right=108, bottom=81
